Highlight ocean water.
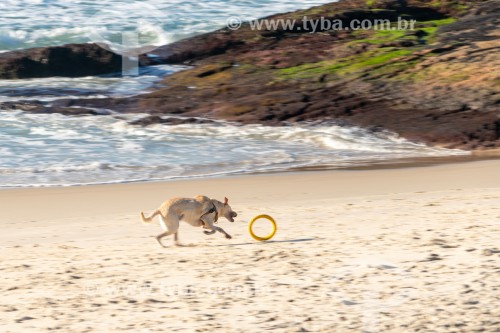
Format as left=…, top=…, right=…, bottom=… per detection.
left=0, top=65, right=187, bottom=102
left=0, top=111, right=467, bottom=187
left=0, top=0, right=332, bottom=52
left=0, top=0, right=468, bottom=187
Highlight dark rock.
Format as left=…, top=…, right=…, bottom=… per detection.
left=0, top=101, right=106, bottom=116
left=141, top=38, right=245, bottom=66
left=0, top=43, right=122, bottom=79
left=128, top=115, right=219, bottom=126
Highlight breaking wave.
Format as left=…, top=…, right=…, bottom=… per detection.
left=0, top=111, right=468, bottom=188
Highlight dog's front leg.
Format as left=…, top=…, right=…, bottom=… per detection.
left=200, top=213, right=217, bottom=236
left=203, top=228, right=217, bottom=235
left=201, top=217, right=231, bottom=239
left=204, top=225, right=231, bottom=239
left=201, top=219, right=216, bottom=235
left=215, top=226, right=232, bottom=239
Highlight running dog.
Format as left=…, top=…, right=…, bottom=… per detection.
left=140, top=195, right=237, bottom=247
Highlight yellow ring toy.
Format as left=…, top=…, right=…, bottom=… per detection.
left=248, top=214, right=277, bottom=241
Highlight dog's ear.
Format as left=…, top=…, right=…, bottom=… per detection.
left=224, top=197, right=228, bottom=206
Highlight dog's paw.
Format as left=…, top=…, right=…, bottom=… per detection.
left=156, top=241, right=168, bottom=248
left=155, top=236, right=169, bottom=248
left=225, top=234, right=232, bottom=240
left=204, top=230, right=216, bottom=235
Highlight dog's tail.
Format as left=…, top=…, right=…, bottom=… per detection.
left=140, top=210, right=161, bottom=225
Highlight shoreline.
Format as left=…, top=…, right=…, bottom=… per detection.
left=2, top=152, right=499, bottom=191
left=2, top=159, right=500, bottom=224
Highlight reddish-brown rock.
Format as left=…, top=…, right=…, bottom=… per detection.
left=0, top=0, right=498, bottom=150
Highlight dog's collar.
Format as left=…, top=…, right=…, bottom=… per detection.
left=212, top=203, right=219, bottom=224
left=202, top=203, right=219, bottom=224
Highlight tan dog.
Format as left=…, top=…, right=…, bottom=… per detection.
left=140, top=195, right=237, bottom=247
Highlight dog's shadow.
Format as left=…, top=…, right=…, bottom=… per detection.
left=213, top=237, right=315, bottom=247
left=174, top=243, right=197, bottom=247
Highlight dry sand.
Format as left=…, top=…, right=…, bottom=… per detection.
left=1, top=160, right=499, bottom=332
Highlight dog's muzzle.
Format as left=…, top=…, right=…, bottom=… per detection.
left=230, top=212, right=237, bottom=222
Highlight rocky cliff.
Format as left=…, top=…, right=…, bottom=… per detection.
left=1, top=0, right=498, bottom=150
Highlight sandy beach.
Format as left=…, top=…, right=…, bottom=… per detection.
left=1, top=160, right=499, bottom=332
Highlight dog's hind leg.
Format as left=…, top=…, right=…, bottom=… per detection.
left=155, top=213, right=179, bottom=248
left=155, top=230, right=176, bottom=248
left=174, top=231, right=186, bottom=246
left=173, top=231, right=195, bottom=247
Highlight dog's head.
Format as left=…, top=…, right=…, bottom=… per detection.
left=220, top=197, right=237, bottom=222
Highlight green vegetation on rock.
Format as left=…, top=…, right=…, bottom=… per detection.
left=279, top=17, right=457, bottom=81
left=279, top=48, right=412, bottom=79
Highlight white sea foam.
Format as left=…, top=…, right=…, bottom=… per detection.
left=0, top=111, right=468, bottom=188
left=0, top=0, right=333, bottom=51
